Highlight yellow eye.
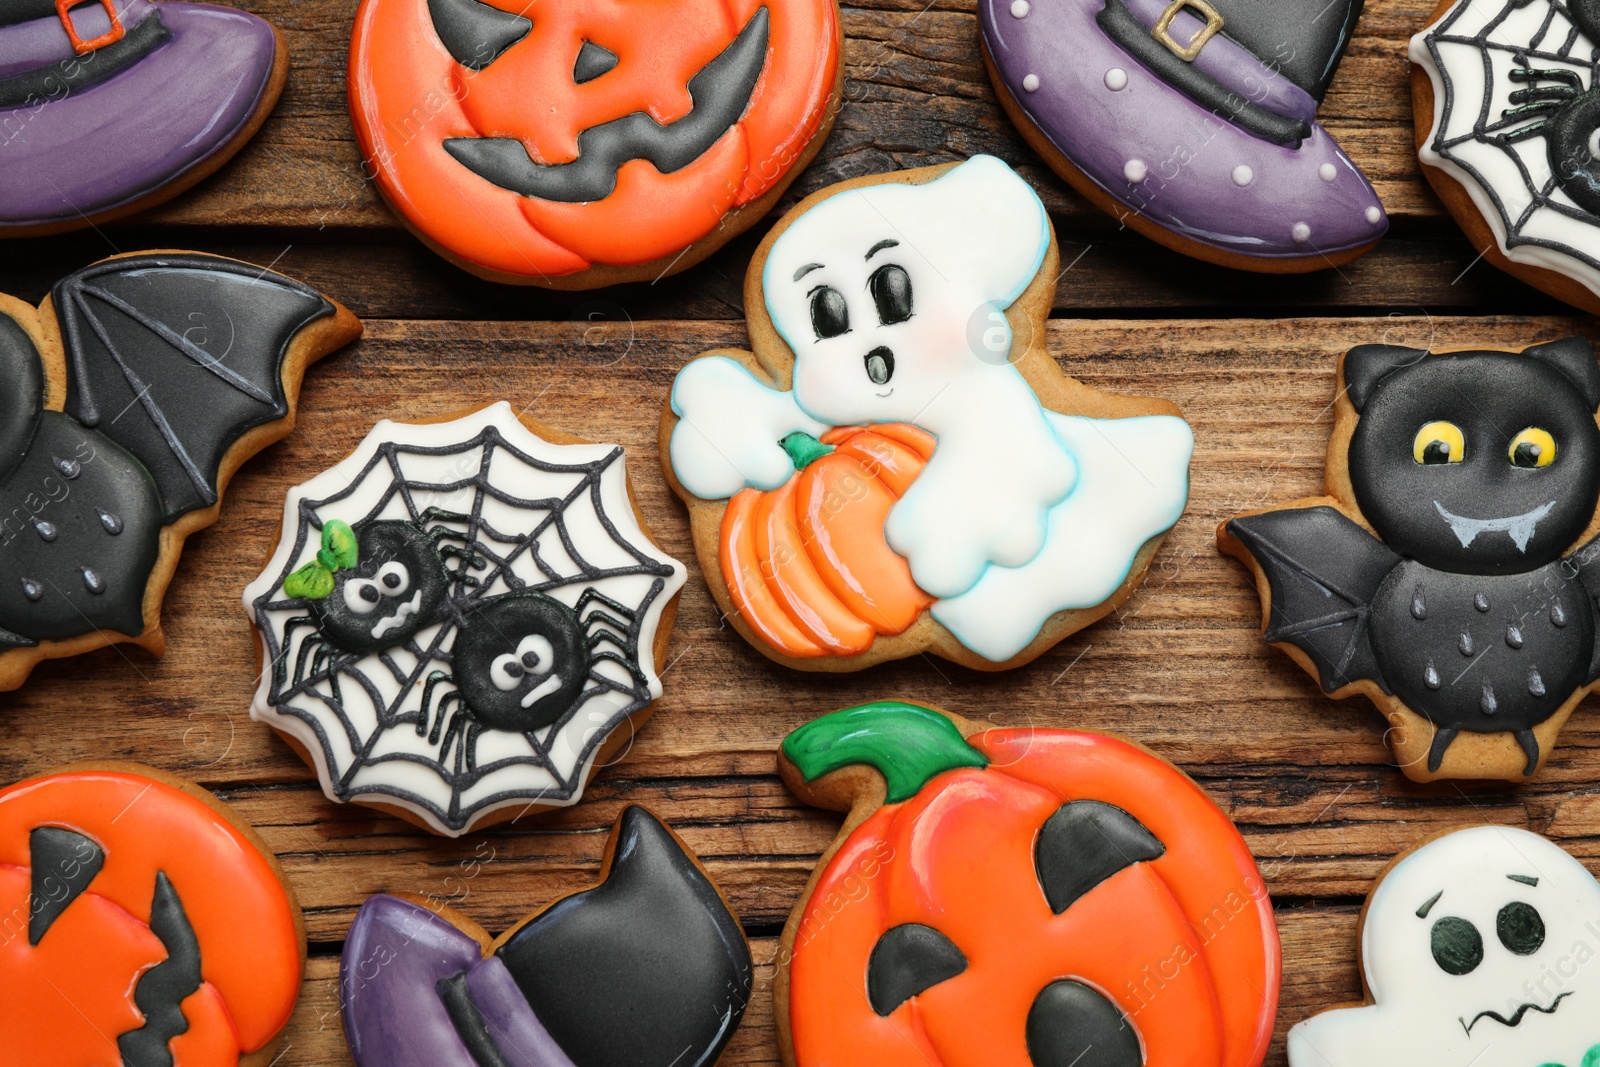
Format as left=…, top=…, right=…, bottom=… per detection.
left=1414, top=421, right=1465, bottom=464
left=1508, top=427, right=1556, bottom=468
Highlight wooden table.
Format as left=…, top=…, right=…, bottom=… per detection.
left=6, top=1, right=1596, bottom=1063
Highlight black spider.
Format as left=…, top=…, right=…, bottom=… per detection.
left=1501, top=0, right=1600, bottom=216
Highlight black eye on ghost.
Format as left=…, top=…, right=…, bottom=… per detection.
left=1412, top=422, right=1557, bottom=468
left=1421, top=882, right=1546, bottom=975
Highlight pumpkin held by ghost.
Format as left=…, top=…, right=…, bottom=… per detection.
left=348, top=0, right=843, bottom=288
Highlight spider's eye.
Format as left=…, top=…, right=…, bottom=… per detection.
left=1497, top=901, right=1545, bottom=955
left=376, top=561, right=412, bottom=595
left=1431, top=916, right=1483, bottom=975
left=490, top=653, right=526, bottom=691
left=343, top=579, right=382, bottom=614
left=1414, top=421, right=1466, bottom=465
left=869, top=264, right=913, bottom=326
left=516, top=634, right=554, bottom=675
left=490, top=634, right=556, bottom=691
left=809, top=286, right=849, bottom=340
left=1508, top=427, right=1556, bottom=468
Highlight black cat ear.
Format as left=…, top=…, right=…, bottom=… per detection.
left=427, top=0, right=531, bottom=71
left=1343, top=345, right=1430, bottom=411
left=1523, top=338, right=1600, bottom=409
left=29, top=827, right=104, bottom=945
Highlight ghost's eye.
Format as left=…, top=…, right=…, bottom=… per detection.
left=1414, top=421, right=1465, bottom=465
left=343, top=579, right=382, bottom=615
left=869, top=264, right=913, bottom=326
left=1497, top=901, right=1545, bottom=955
left=809, top=287, right=850, bottom=340
left=376, top=561, right=412, bottom=595
left=1508, top=428, right=1556, bottom=469
left=1431, top=916, right=1484, bottom=975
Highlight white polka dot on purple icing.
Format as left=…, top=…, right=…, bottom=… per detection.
left=1104, top=68, right=1128, bottom=91
left=1319, top=163, right=1337, bottom=182
left=1366, top=206, right=1382, bottom=225
left=1231, top=165, right=1253, bottom=187
left=1023, top=73, right=1040, bottom=92
left=1292, top=222, right=1311, bottom=243
left=1124, top=159, right=1147, bottom=183
left=1011, top=0, right=1031, bottom=15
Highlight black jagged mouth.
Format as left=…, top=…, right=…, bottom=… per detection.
left=1460, top=990, right=1571, bottom=1035
left=117, top=872, right=203, bottom=1067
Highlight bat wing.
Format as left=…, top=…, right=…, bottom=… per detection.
left=52, top=253, right=339, bottom=525
left=1223, top=505, right=1399, bottom=693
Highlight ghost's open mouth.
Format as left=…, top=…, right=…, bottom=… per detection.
left=1460, top=990, right=1570, bottom=1035
left=1433, top=499, right=1557, bottom=552
left=371, top=591, right=423, bottom=639
left=520, top=673, right=564, bottom=707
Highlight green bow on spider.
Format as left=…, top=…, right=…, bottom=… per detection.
left=283, top=520, right=358, bottom=600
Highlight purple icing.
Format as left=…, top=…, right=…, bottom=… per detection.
left=0, top=1, right=277, bottom=228
left=341, top=895, right=575, bottom=1067
left=980, top=0, right=1387, bottom=258
left=0, top=0, right=150, bottom=79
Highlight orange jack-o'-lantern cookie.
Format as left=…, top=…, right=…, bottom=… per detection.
left=348, top=0, right=843, bottom=288
left=0, top=763, right=305, bottom=1067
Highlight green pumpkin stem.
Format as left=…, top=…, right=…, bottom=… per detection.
left=782, top=702, right=988, bottom=803
left=779, top=431, right=835, bottom=472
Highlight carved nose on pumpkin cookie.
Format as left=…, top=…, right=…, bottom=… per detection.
left=1026, top=979, right=1143, bottom=1067
left=864, top=346, right=895, bottom=386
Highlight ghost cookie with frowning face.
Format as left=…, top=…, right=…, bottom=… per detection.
left=1290, top=826, right=1600, bottom=1067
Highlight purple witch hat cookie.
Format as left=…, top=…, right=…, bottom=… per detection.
left=0, top=0, right=286, bottom=237
left=980, top=0, right=1388, bottom=271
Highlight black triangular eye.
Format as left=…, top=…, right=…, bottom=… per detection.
left=1035, top=801, right=1165, bottom=915
left=574, top=41, right=618, bottom=84
left=29, top=827, right=104, bottom=945
left=428, top=0, right=532, bottom=72
left=867, top=924, right=967, bottom=1016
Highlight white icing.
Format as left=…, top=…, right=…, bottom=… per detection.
left=669, top=156, right=1192, bottom=661
left=1011, top=0, right=1030, bottom=15
left=1023, top=73, right=1040, bottom=92
left=244, top=402, right=687, bottom=837
left=1292, top=222, right=1312, bottom=243
left=1233, top=164, right=1255, bottom=187
left=1124, top=159, right=1148, bottom=183
left=1289, top=826, right=1600, bottom=1067
left=1411, top=0, right=1600, bottom=300
left=669, top=357, right=827, bottom=499
left=1104, top=67, right=1128, bottom=91
left=1320, top=162, right=1338, bottom=182
left=1365, top=205, right=1382, bottom=225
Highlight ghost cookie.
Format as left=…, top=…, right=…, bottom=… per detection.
left=244, top=402, right=688, bottom=837
left=661, top=155, right=1194, bottom=671
left=1221, top=338, right=1600, bottom=781
left=775, top=701, right=1280, bottom=1067
left=0, top=763, right=305, bottom=1067
left=340, top=806, right=752, bottom=1067
left=980, top=0, right=1386, bottom=271
left=348, top=0, right=843, bottom=288
left=0, top=251, right=359, bottom=691
left=1290, top=825, right=1600, bottom=1067
left=1412, top=0, right=1600, bottom=313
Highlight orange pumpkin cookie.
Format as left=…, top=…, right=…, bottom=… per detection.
left=348, top=0, right=843, bottom=288
left=775, top=701, right=1280, bottom=1067
left=0, top=763, right=305, bottom=1067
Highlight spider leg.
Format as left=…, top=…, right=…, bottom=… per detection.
left=275, top=616, right=320, bottom=689
left=436, top=703, right=467, bottom=766
left=292, top=631, right=325, bottom=688
left=1508, top=87, right=1578, bottom=107
left=1511, top=67, right=1582, bottom=89
left=430, top=691, right=464, bottom=746
left=464, top=722, right=483, bottom=773
left=419, top=671, right=454, bottom=737
left=590, top=648, right=648, bottom=687
left=1502, top=118, right=1554, bottom=143
left=574, top=588, right=637, bottom=621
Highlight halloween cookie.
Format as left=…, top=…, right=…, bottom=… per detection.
left=244, top=402, right=687, bottom=837
left=0, top=763, right=305, bottom=1067
left=0, top=0, right=287, bottom=237
left=0, top=251, right=358, bottom=691
left=1221, top=339, right=1600, bottom=781
left=1412, top=0, right=1600, bottom=313
left=775, top=701, right=1280, bottom=1067
left=980, top=0, right=1386, bottom=271
left=347, top=0, right=843, bottom=288
left=341, top=805, right=752, bottom=1067
left=661, top=155, right=1193, bottom=671
left=1289, top=825, right=1600, bottom=1067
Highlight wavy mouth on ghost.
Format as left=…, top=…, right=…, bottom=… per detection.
left=1433, top=499, right=1557, bottom=552
left=1460, top=990, right=1571, bottom=1036
left=370, top=591, right=423, bottom=639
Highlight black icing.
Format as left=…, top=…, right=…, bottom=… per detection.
left=1498, top=901, right=1545, bottom=955
left=0, top=10, right=171, bottom=110
left=573, top=40, right=618, bottom=84
left=496, top=806, right=752, bottom=1067
left=117, top=872, right=203, bottom=1067
left=451, top=591, right=589, bottom=732
left=28, top=826, right=104, bottom=946
left=427, top=0, right=531, bottom=72
left=870, top=264, right=913, bottom=326
left=1026, top=980, right=1143, bottom=1067
left=0, top=314, right=45, bottom=481
left=311, top=520, right=450, bottom=656
left=865, top=924, right=968, bottom=1016
left=810, top=286, right=849, bottom=339
left=1202, top=0, right=1364, bottom=101
left=437, top=973, right=516, bottom=1067
left=1034, top=801, right=1166, bottom=915
left=443, top=6, right=769, bottom=203
left=1431, top=915, right=1484, bottom=975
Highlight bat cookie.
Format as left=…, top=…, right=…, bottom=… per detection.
left=0, top=251, right=359, bottom=691
left=1289, top=825, right=1600, bottom=1067
left=340, top=805, right=752, bottom=1067
left=775, top=701, right=1280, bottom=1067
left=661, top=155, right=1194, bottom=671
left=0, top=763, right=305, bottom=1067
left=348, top=0, right=843, bottom=288
left=244, top=402, right=687, bottom=837
left=1221, top=338, right=1600, bottom=781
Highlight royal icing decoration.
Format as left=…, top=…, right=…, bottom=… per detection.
left=1412, top=0, right=1600, bottom=304
left=980, top=0, right=1386, bottom=266
left=777, top=702, right=1280, bottom=1067
left=1290, top=826, right=1600, bottom=1067
left=348, top=0, right=840, bottom=284
left=340, top=806, right=753, bottom=1067
left=0, top=767, right=303, bottom=1066
left=244, top=403, right=686, bottom=837
left=667, top=155, right=1192, bottom=665
left=1222, top=339, right=1600, bottom=780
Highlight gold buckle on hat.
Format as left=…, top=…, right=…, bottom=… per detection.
left=57, top=0, right=125, bottom=55
left=1152, top=0, right=1224, bottom=62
